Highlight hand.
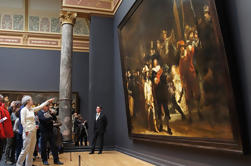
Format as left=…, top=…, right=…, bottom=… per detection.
left=48, top=98, right=55, bottom=103
left=25, top=132, right=29, bottom=136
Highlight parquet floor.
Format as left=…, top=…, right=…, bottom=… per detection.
left=33, top=151, right=154, bottom=166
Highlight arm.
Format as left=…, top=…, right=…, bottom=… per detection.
left=20, top=108, right=27, bottom=132
left=53, top=121, right=62, bottom=127
left=103, top=115, right=108, bottom=130
left=32, top=98, right=54, bottom=112
left=13, top=118, right=19, bottom=133
left=38, top=111, right=52, bottom=121
left=178, top=88, right=183, bottom=103
left=144, top=83, right=147, bottom=99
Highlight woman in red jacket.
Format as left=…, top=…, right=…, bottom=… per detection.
left=0, top=94, right=14, bottom=161
left=0, top=95, right=14, bottom=138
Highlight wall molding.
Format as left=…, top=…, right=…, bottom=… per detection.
left=0, top=30, right=89, bottom=52
left=62, top=0, right=123, bottom=16
left=115, top=146, right=197, bottom=166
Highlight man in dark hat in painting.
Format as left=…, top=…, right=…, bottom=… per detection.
left=152, top=58, right=172, bottom=135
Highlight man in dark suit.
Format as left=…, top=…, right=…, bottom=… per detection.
left=38, top=104, right=63, bottom=165
left=89, top=106, right=107, bottom=154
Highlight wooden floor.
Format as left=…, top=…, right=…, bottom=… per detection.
left=33, top=151, right=154, bottom=166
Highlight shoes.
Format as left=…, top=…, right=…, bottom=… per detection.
left=54, top=161, right=64, bottom=165
left=167, top=127, right=173, bottom=135
left=89, top=151, right=94, bottom=154
left=43, top=161, right=49, bottom=165
left=5, top=161, right=14, bottom=165
left=98, top=151, right=102, bottom=154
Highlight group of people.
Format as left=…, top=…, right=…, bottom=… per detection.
left=0, top=94, right=64, bottom=165
left=0, top=93, right=109, bottom=166
left=126, top=5, right=220, bottom=134
left=73, top=113, right=88, bottom=147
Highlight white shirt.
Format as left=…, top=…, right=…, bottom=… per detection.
left=144, top=79, right=153, bottom=104
left=21, top=101, right=49, bottom=132
left=13, top=118, right=19, bottom=133
left=96, top=113, right=100, bottom=121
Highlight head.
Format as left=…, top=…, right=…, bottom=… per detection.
left=156, top=40, right=161, bottom=49
left=43, top=104, right=49, bottom=112
left=146, top=71, right=150, bottom=78
left=194, top=31, right=198, bottom=39
left=177, top=40, right=185, bottom=53
left=150, top=49, right=155, bottom=56
left=14, top=104, right=20, bottom=113
left=21, top=95, right=33, bottom=107
left=50, top=108, right=57, bottom=115
left=72, top=103, right=76, bottom=109
left=203, top=5, right=211, bottom=21
left=96, top=106, right=102, bottom=113
left=153, top=58, right=159, bottom=67
left=162, top=30, right=167, bottom=40
left=0, top=94, right=3, bottom=104
left=73, top=112, right=78, bottom=118
left=4, top=96, right=9, bottom=107
left=15, top=101, right=21, bottom=107
left=127, top=70, right=131, bottom=78
left=142, top=52, right=146, bottom=58
left=188, top=31, right=194, bottom=41
left=10, top=101, right=16, bottom=108
left=136, top=70, right=140, bottom=76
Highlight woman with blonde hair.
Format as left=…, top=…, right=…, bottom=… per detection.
left=16, top=95, right=54, bottom=166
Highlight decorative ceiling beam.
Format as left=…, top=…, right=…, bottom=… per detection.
left=61, top=0, right=122, bottom=16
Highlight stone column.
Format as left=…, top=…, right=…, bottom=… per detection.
left=59, top=11, right=77, bottom=142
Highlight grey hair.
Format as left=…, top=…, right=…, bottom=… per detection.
left=0, top=94, right=3, bottom=100
left=21, top=95, right=32, bottom=105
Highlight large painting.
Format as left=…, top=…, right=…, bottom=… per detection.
left=118, top=0, right=243, bottom=152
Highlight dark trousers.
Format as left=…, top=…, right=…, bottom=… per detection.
left=79, top=136, right=88, bottom=146
left=15, top=133, right=23, bottom=161
left=156, top=99, right=170, bottom=130
left=40, top=131, right=59, bottom=162
left=0, top=138, right=4, bottom=160
left=171, top=96, right=185, bottom=117
left=91, top=132, right=104, bottom=152
left=5, top=135, right=16, bottom=162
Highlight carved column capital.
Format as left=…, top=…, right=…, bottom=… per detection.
left=60, top=11, right=77, bottom=25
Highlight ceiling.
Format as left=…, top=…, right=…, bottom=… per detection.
left=62, top=0, right=122, bottom=16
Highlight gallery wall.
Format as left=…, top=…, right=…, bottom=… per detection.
left=112, top=0, right=251, bottom=165
left=89, top=16, right=115, bottom=146
left=0, top=47, right=89, bottom=119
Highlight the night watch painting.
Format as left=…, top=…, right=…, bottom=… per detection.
left=118, top=0, right=243, bottom=151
